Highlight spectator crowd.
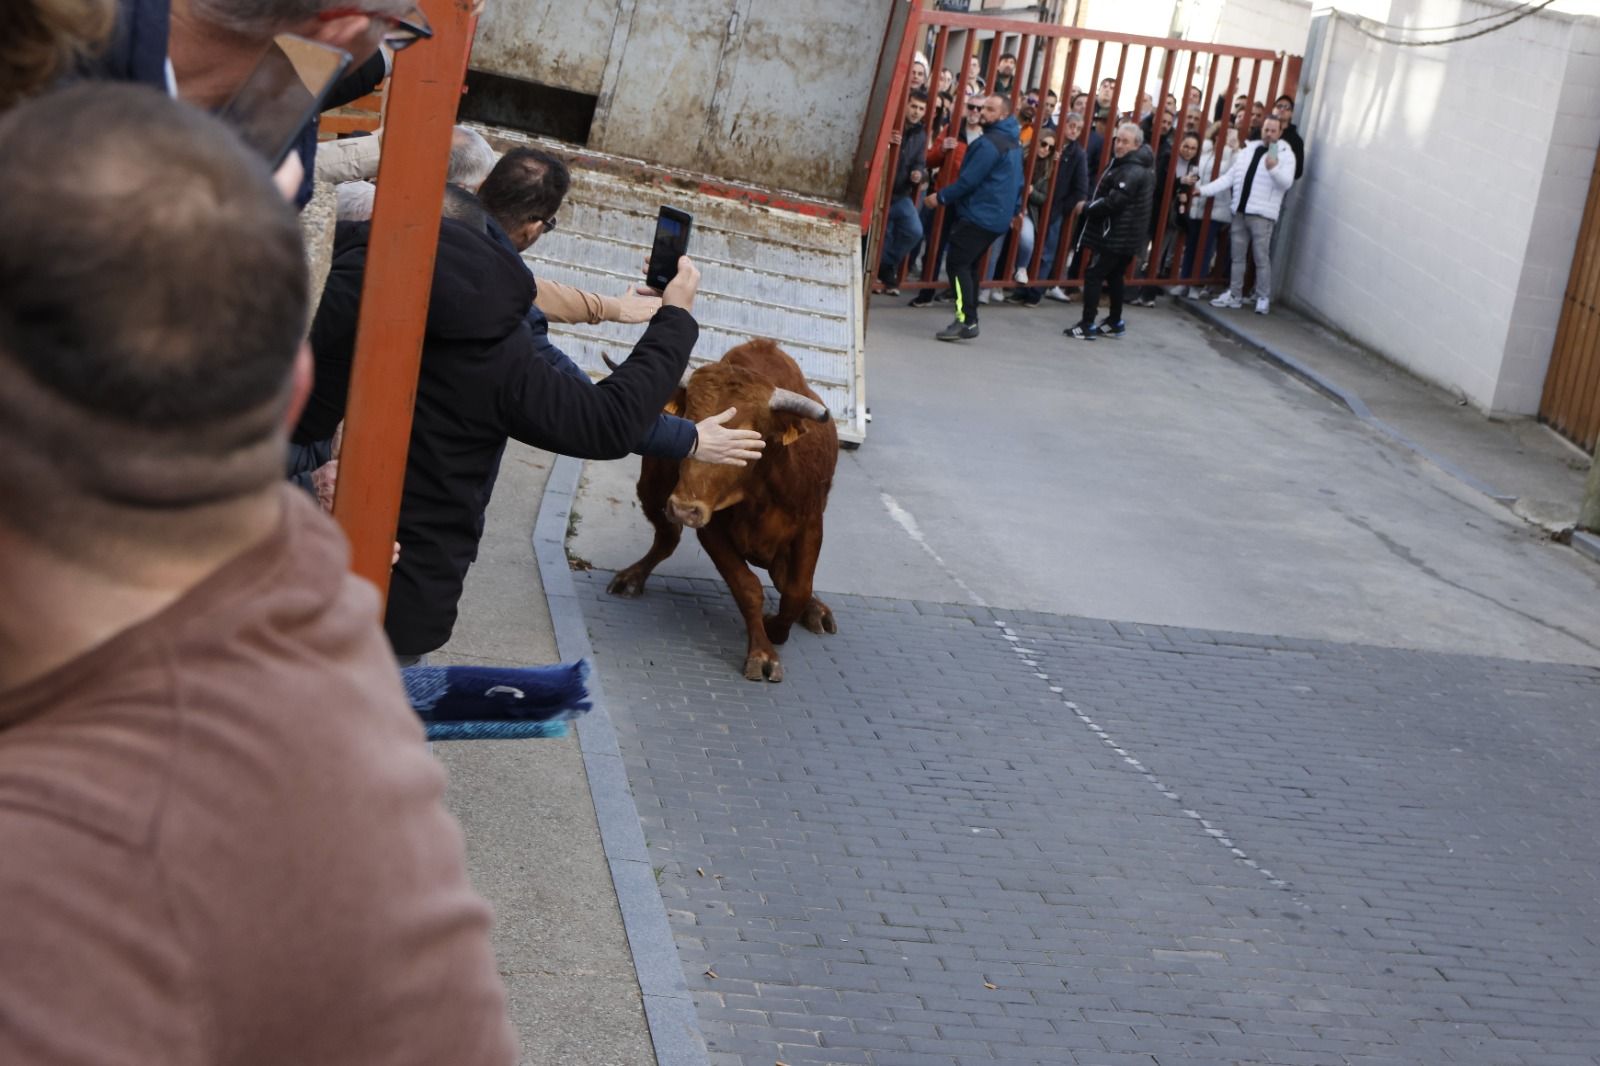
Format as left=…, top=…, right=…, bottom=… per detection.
left=877, top=46, right=1306, bottom=344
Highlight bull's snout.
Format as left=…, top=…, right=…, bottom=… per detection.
left=666, top=495, right=711, bottom=529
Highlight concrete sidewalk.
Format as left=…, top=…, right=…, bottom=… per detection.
left=1175, top=294, right=1596, bottom=539
left=431, top=443, right=667, bottom=1066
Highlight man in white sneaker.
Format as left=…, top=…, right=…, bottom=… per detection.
left=1198, top=114, right=1295, bottom=314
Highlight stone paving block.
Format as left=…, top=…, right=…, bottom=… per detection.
left=574, top=569, right=1600, bottom=1064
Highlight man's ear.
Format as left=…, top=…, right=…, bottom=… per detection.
left=284, top=341, right=313, bottom=432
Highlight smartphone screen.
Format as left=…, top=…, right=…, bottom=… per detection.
left=218, top=35, right=352, bottom=167
left=645, top=207, right=694, bottom=291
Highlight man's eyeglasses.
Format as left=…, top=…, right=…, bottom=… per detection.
left=541, top=214, right=557, bottom=232
left=966, top=104, right=982, bottom=113
left=318, top=4, right=434, bottom=51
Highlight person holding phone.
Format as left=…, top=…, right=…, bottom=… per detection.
left=299, top=146, right=756, bottom=663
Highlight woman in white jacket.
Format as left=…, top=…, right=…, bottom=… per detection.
left=1179, top=128, right=1238, bottom=297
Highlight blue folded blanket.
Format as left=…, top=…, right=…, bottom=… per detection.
left=403, top=660, right=592, bottom=741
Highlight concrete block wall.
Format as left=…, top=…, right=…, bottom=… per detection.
left=1285, top=2, right=1600, bottom=414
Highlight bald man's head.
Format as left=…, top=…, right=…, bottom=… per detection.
left=0, top=84, right=308, bottom=551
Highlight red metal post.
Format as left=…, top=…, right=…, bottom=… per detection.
left=862, top=0, right=923, bottom=282
left=918, top=26, right=977, bottom=293
left=912, top=22, right=953, bottom=288
left=332, top=0, right=477, bottom=597
left=1100, top=44, right=1128, bottom=179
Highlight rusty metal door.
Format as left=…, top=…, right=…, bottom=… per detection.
left=1540, top=145, right=1600, bottom=454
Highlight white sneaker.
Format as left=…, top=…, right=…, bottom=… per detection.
left=1210, top=291, right=1243, bottom=309
left=1013, top=267, right=1029, bottom=285
left=1044, top=286, right=1069, bottom=302
left=1186, top=286, right=1205, bottom=299
left=978, top=289, right=994, bottom=304
left=1255, top=297, right=1270, bottom=315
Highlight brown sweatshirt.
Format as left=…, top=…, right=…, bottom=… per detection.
left=0, top=488, right=517, bottom=1066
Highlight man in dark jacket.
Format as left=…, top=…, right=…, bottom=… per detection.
left=1065, top=122, right=1155, bottom=340
left=925, top=93, right=1025, bottom=342
left=1273, top=94, right=1306, bottom=181
left=299, top=203, right=705, bottom=662
left=877, top=89, right=930, bottom=293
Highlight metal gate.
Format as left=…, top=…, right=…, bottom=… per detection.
left=864, top=10, right=1298, bottom=295
left=1540, top=144, right=1600, bottom=454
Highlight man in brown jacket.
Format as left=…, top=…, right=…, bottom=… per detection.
left=0, top=84, right=517, bottom=1064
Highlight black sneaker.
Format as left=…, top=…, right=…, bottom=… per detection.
left=908, top=293, right=933, bottom=307
left=1064, top=323, right=1096, bottom=340
left=1097, top=318, right=1126, bottom=338
left=936, top=319, right=978, bottom=342
left=934, top=289, right=956, bottom=303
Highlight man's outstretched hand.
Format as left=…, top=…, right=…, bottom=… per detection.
left=662, top=256, right=701, bottom=312
left=693, top=407, right=764, bottom=466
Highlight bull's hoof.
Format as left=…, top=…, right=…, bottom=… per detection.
left=607, top=569, right=649, bottom=597
left=743, top=652, right=783, bottom=683
left=801, top=598, right=837, bottom=635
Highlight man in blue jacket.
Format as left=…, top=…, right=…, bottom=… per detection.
left=925, top=93, right=1024, bottom=342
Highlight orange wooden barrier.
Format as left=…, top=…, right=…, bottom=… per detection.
left=331, top=0, right=478, bottom=598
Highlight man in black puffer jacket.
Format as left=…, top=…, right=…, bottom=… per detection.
left=1065, top=123, right=1155, bottom=341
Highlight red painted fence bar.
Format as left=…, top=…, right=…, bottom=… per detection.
left=332, top=0, right=479, bottom=598
left=866, top=9, right=1297, bottom=297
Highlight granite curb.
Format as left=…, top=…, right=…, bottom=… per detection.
left=532, top=454, right=711, bottom=1066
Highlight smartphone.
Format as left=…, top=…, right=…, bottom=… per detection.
left=645, top=206, right=694, bottom=291
left=218, top=34, right=352, bottom=167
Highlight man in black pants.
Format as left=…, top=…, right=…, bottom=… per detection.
left=1066, top=122, right=1154, bottom=341
left=924, top=94, right=1024, bottom=342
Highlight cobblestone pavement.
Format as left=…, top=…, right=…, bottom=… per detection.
left=575, top=570, right=1600, bottom=1066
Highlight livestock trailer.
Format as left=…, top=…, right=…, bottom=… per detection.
left=461, top=0, right=916, bottom=445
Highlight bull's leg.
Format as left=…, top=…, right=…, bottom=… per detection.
left=607, top=458, right=683, bottom=598
left=698, top=526, right=784, bottom=683
left=764, top=521, right=830, bottom=645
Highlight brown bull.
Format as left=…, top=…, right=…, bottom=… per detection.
left=606, top=339, right=838, bottom=682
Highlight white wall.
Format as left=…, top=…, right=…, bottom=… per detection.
left=1285, top=3, right=1600, bottom=413
left=1189, top=0, right=1314, bottom=57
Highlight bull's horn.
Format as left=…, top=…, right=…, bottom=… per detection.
left=768, top=388, right=829, bottom=422
left=601, top=353, right=622, bottom=372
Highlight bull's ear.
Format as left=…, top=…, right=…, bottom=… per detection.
left=663, top=387, right=687, bottom=416
left=778, top=421, right=809, bottom=447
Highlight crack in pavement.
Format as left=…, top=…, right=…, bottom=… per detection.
left=1343, top=512, right=1600, bottom=656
